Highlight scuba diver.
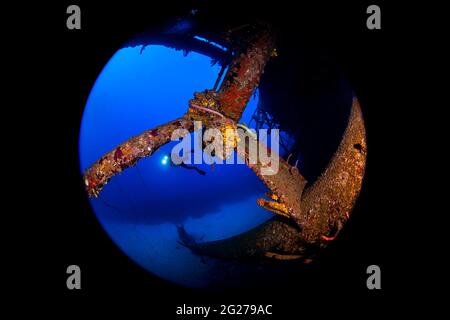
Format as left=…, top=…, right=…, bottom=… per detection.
left=176, top=224, right=197, bottom=247
left=176, top=224, right=207, bottom=264
left=162, top=152, right=206, bottom=176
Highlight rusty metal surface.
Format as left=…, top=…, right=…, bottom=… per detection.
left=236, top=138, right=307, bottom=225
left=298, top=98, right=366, bottom=243
left=83, top=118, right=193, bottom=197
left=83, top=28, right=275, bottom=198
left=82, top=26, right=367, bottom=264
left=184, top=99, right=367, bottom=261
left=218, top=29, right=276, bottom=121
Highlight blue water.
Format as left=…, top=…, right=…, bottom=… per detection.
left=79, top=45, right=275, bottom=287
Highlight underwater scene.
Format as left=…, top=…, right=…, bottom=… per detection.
left=79, top=44, right=293, bottom=288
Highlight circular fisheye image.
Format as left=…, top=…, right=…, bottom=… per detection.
left=79, top=22, right=366, bottom=289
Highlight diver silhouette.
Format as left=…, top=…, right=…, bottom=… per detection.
left=167, top=151, right=206, bottom=176
left=176, top=224, right=207, bottom=264
left=176, top=224, right=197, bottom=247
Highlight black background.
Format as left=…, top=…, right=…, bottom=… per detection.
left=9, top=0, right=419, bottom=314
